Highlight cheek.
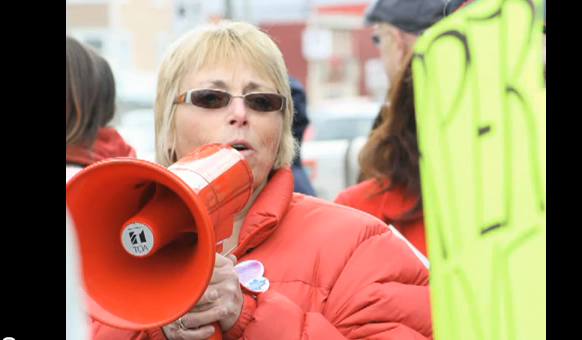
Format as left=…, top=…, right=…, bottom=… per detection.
left=263, top=125, right=281, bottom=152
left=380, top=45, right=395, bottom=71
left=253, top=116, right=283, bottom=178
left=259, top=117, right=283, bottom=157
left=174, top=109, right=215, bottom=159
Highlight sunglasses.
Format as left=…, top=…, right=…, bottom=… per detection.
left=372, top=34, right=380, bottom=46
left=173, top=89, right=286, bottom=112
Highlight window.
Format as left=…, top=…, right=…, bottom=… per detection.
left=85, top=38, right=104, bottom=54
left=69, top=30, right=110, bottom=57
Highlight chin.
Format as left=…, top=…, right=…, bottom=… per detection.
left=249, top=166, right=273, bottom=190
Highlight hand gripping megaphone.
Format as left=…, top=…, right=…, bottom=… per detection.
left=65, top=144, right=254, bottom=338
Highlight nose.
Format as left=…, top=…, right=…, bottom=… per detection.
left=227, top=97, right=249, bottom=127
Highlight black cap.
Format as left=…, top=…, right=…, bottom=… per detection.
left=365, top=0, right=448, bottom=34
left=443, top=0, right=469, bottom=15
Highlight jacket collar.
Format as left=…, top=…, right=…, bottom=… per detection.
left=66, top=127, right=136, bottom=166
left=373, top=179, right=423, bottom=224
left=233, top=167, right=294, bottom=258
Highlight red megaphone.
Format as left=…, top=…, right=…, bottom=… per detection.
left=66, top=144, right=254, bottom=338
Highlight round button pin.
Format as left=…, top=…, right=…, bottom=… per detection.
left=245, top=276, right=270, bottom=293
left=235, top=260, right=265, bottom=286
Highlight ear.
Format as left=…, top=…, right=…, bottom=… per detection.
left=392, top=28, right=412, bottom=63
left=396, top=30, right=419, bottom=58
left=392, top=29, right=408, bottom=60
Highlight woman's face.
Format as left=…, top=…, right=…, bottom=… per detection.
left=173, top=61, right=284, bottom=189
left=376, top=23, right=403, bottom=86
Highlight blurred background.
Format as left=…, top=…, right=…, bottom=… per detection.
left=66, top=0, right=386, bottom=201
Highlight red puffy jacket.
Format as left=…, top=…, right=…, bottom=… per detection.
left=92, top=168, right=433, bottom=339
left=66, top=127, right=137, bottom=166
left=335, top=179, right=427, bottom=257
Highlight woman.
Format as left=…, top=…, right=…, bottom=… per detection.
left=334, top=52, right=428, bottom=257
left=66, top=36, right=136, bottom=181
left=91, top=21, right=432, bottom=340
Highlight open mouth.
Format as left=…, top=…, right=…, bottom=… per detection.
left=231, top=144, right=250, bottom=152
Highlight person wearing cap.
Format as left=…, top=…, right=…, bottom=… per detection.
left=357, top=0, right=447, bottom=184
left=367, top=0, right=445, bottom=94
left=342, top=0, right=464, bottom=257
left=337, top=0, right=546, bottom=258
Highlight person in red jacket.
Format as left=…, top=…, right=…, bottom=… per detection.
left=66, top=36, right=138, bottom=340
left=334, top=52, right=428, bottom=257
left=90, top=20, right=432, bottom=340
left=66, top=36, right=136, bottom=181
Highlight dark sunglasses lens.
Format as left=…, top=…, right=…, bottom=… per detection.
left=372, top=34, right=380, bottom=45
left=191, top=90, right=231, bottom=109
left=245, top=93, right=283, bottom=112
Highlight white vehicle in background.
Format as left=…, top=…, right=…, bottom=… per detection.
left=300, top=98, right=381, bottom=202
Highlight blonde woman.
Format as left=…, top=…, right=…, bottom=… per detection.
left=91, top=21, right=432, bottom=340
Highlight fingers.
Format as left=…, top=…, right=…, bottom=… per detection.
left=163, top=321, right=217, bottom=340
left=181, top=307, right=228, bottom=329
left=189, top=302, right=216, bottom=313
left=198, top=270, right=238, bottom=303
left=179, top=325, right=216, bottom=340
left=215, top=253, right=237, bottom=267
left=209, top=265, right=239, bottom=284
left=194, top=253, right=241, bottom=306
left=196, top=287, right=219, bottom=305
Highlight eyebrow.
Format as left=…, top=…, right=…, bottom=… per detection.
left=200, top=80, right=228, bottom=90
left=198, top=80, right=275, bottom=93
left=244, top=82, right=263, bottom=93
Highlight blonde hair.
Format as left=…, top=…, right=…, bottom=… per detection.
left=154, top=20, right=297, bottom=168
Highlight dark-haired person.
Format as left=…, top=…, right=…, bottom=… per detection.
left=337, top=0, right=546, bottom=258
left=342, top=1, right=489, bottom=257
left=348, top=0, right=449, bottom=254
left=335, top=53, right=428, bottom=256
left=290, top=76, right=316, bottom=196
left=66, top=36, right=136, bottom=181
left=357, top=0, right=446, bottom=183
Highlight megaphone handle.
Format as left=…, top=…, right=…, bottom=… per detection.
left=209, top=322, right=222, bottom=340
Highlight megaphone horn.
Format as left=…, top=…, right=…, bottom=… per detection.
left=66, top=144, right=254, bottom=336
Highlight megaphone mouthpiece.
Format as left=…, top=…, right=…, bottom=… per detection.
left=120, top=185, right=196, bottom=258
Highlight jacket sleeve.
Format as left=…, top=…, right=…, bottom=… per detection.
left=225, top=225, right=433, bottom=340
left=333, top=189, right=352, bottom=207
left=91, top=319, right=167, bottom=340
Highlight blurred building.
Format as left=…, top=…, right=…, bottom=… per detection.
left=300, top=4, right=386, bottom=105
left=66, top=0, right=386, bottom=110
left=66, top=0, right=176, bottom=109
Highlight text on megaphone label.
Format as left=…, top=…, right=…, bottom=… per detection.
left=121, top=223, right=155, bottom=256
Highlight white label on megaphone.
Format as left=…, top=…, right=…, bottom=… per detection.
left=121, top=223, right=155, bottom=257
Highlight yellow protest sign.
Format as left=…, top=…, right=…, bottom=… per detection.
left=412, top=0, right=546, bottom=339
